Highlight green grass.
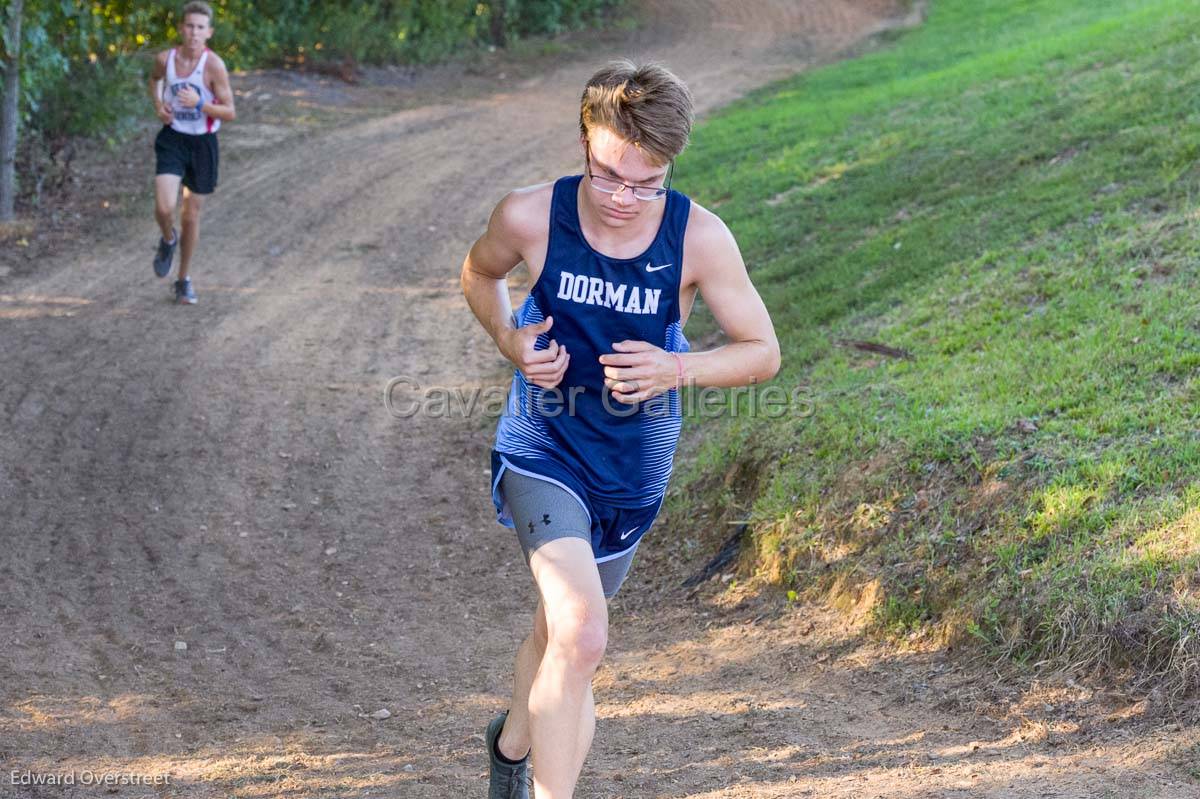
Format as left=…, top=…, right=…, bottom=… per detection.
left=671, top=0, right=1200, bottom=695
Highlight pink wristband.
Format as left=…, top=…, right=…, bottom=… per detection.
left=672, top=352, right=686, bottom=389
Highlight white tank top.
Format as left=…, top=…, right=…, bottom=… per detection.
left=164, top=48, right=219, bottom=135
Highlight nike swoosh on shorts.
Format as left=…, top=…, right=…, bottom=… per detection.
left=620, top=526, right=640, bottom=540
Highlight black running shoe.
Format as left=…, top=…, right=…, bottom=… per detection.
left=154, top=229, right=177, bottom=278
left=486, top=711, right=530, bottom=799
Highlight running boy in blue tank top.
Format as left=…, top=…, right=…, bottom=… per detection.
left=461, top=60, right=780, bottom=799
left=147, top=1, right=236, bottom=305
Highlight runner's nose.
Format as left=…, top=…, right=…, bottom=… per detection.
left=612, top=187, right=637, bottom=210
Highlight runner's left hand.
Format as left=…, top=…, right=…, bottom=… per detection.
left=600, top=340, right=675, bottom=404
left=177, top=86, right=202, bottom=108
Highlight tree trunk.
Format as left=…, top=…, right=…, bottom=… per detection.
left=0, top=0, right=24, bottom=223
left=489, top=0, right=507, bottom=49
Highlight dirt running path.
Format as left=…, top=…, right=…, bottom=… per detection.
left=1, top=2, right=1194, bottom=797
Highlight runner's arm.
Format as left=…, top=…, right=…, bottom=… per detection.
left=600, top=208, right=780, bottom=401
left=201, top=55, right=236, bottom=122
left=148, top=52, right=172, bottom=124
left=462, top=193, right=526, bottom=346
left=680, top=210, right=781, bottom=387
left=461, top=191, right=569, bottom=387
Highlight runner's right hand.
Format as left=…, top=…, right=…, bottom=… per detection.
left=156, top=103, right=174, bottom=125
left=499, top=315, right=569, bottom=389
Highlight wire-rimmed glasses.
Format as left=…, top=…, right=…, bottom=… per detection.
left=585, top=145, right=673, bottom=201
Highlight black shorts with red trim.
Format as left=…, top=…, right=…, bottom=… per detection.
left=155, top=126, right=219, bottom=195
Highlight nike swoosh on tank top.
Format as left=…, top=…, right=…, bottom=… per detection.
left=493, top=174, right=691, bottom=508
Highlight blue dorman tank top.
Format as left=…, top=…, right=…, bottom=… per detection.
left=494, top=174, right=691, bottom=508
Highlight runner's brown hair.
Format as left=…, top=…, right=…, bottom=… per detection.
left=180, top=1, right=213, bottom=23
left=580, top=60, right=694, bottom=166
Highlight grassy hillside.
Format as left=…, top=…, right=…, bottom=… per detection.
left=672, top=0, right=1200, bottom=695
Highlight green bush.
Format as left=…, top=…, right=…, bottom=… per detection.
left=508, top=0, right=619, bottom=37
left=31, top=55, right=145, bottom=143
left=0, top=0, right=623, bottom=204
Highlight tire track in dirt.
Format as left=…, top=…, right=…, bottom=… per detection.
left=1, top=2, right=1194, bottom=797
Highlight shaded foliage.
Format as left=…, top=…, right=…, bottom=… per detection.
left=0, top=0, right=621, bottom=205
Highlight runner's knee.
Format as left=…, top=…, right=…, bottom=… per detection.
left=181, top=199, right=203, bottom=225
left=545, top=601, right=607, bottom=671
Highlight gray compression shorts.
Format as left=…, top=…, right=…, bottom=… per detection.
left=499, top=469, right=638, bottom=600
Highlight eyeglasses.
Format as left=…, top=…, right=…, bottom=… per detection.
left=585, top=144, right=673, bottom=201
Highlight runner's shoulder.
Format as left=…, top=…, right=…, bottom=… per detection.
left=204, top=50, right=230, bottom=74
left=680, top=200, right=745, bottom=285
left=491, top=182, right=553, bottom=247
left=684, top=201, right=739, bottom=256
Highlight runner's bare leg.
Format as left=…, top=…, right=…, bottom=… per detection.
left=524, top=537, right=608, bottom=797
left=178, top=187, right=204, bottom=281
left=154, top=174, right=181, bottom=242
left=496, top=600, right=547, bottom=760
left=499, top=601, right=600, bottom=783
